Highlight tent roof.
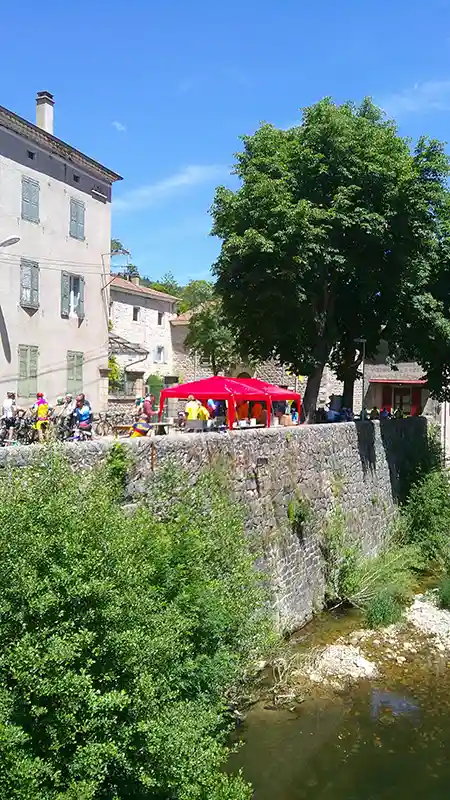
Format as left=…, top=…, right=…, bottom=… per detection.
left=160, top=375, right=265, bottom=401
left=236, top=377, right=301, bottom=400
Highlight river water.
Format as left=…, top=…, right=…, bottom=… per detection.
left=233, top=610, right=450, bottom=799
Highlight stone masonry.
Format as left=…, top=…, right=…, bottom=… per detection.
left=0, top=419, right=427, bottom=633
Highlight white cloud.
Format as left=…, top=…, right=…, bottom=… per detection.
left=112, top=120, right=127, bottom=132
left=114, top=164, right=227, bottom=213
left=381, top=80, right=450, bottom=117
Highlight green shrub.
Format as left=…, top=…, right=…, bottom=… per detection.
left=365, top=589, right=403, bottom=628
left=437, top=577, right=450, bottom=609
left=106, top=441, right=130, bottom=495
left=0, top=452, right=270, bottom=799
left=322, top=505, right=418, bottom=619
left=403, top=470, right=450, bottom=568
left=287, top=494, right=310, bottom=535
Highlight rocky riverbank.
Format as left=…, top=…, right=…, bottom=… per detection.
left=289, top=592, right=450, bottom=693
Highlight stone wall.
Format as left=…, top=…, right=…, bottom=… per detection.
left=0, top=419, right=427, bottom=633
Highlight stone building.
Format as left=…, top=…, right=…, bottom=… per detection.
left=0, top=90, right=121, bottom=410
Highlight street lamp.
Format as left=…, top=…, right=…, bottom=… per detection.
left=0, top=237, right=20, bottom=248
left=355, top=337, right=367, bottom=419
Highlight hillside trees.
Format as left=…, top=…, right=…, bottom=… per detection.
left=211, top=98, right=450, bottom=419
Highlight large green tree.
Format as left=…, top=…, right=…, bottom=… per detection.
left=211, top=98, right=450, bottom=419
left=185, top=299, right=245, bottom=375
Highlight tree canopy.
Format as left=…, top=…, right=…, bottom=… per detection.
left=185, top=299, right=244, bottom=375
left=211, top=98, right=450, bottom=418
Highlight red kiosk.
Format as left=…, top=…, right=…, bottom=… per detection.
left=158, top=375, right=302, bottom=429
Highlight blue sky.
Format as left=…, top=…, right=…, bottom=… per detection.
left=2, top=0, right=450, bottom=283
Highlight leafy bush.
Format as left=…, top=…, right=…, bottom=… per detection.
left=403, top=469, right=450, bottom=568
left=322, top=506, right=417, bottom=618
left=0, top=451, right=272, bottom=799
left=106, top=441, right=131, bottom=495
left=365, top=589, right=403, bottom=628
left=437, top=577, right=450, bottom=610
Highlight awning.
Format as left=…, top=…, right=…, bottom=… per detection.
left=369, top=379, right=427, bottom=385
left=109, top=333, right=148, bottom=357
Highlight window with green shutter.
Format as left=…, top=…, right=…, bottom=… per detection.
left=20, top=260, right=39, bottom=309
left=69, top=198, right=85, bottom=240
left=21, top=176, right=40, bottom=223
left=18, top=345, right=38, bottom=398
left=67, top=351, right=84, bottom=396
left=61, top=272, right=85, bottom=320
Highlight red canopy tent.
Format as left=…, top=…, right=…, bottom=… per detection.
left=158, top=375, right=302, bottom=429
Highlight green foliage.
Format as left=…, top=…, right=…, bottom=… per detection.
left=178, top=279, right=215, bottom=313
left=0, top=453, right=270, bottom=798
left=365, top=589, right=403, bottom=628
left=211, top=97, right=450, bottom=418
left=142, top=271, right=181, bottom=297
left=403, top=469, right=450, bottom=568
left=322, top=504, right=417, bottom=617
left=437, top=577, right=450, bottom=610
left=107, top=354, right=121, bottom=393
left=185, top=299, right=246, bottom=375
left=146, top=373, right=164, bottom=406
left=287, top=495, right=310, bottom=535
left=106, top=442, right=130, bottom=495
left=110, top=238, right=128, bottom=255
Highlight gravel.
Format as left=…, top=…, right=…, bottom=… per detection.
left=406, top=594, right=450, bottom=649
left=305, top=644, right=378, bottom=684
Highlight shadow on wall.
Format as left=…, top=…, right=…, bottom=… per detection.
left=379, top=417, right=428, bottom=502
left=355, top=420, right=377, bottom=476
left=354, top=418, right=428, bottom=503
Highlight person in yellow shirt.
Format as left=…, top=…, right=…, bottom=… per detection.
left=185, top=395, right=199, bottom=421
left=197, top=404, right=210, bottom=421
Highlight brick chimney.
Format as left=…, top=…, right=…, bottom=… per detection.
left=36, top=91, right=54, bottom=135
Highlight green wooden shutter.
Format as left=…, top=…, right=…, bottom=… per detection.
left=22, top=178, right=39, bottom=222
left=21, top=178, right=31, bottom=220
left=75, top=352, right=84, bottom=394
left=70, top=199, right=85, bottom=239
left=30, top=264, right=39, bottom=308
left=18, top=345, right=29, bottom=397
left=77, top=202, right=85, bottom=239
left=61, top=272, right=70, bottom=317
left=69, top=199, right=78, bottom=237
left=29, top=346, right=38, bottom=396
left=30, top=181, right=39, bottom=222
left=77, top=277, right=85, bottom=319
left=67, top=351, right=76, bottom=395
left=20, top=260, right=39, bottom=309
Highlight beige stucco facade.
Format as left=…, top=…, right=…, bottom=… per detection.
left=0, top=92, right=120, bottom=410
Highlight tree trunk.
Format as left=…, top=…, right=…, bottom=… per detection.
left=342, top=376, right=355, bottom=409
left=302, top=363, right=326, bottom=423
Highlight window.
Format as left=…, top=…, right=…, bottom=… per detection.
left=20, top=259, right=39, bottom=309
left=21, top=176, right=39, bottom=222
left=61, top=272, right=85, bottom=319
left=157, top=311, right=163, bottom=326
left=18, top=345, right=38, bottom=397
left=73, top=174, right=80, bottom=183
left=27, top=150, right=36, bottom=161
left=132, top=306, right=140, bottom=322
left=154, top=345, right=165, bottom=364
left=69, top=198, right=85, bottom=240
left=67, top=351, right=84, bottom=396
